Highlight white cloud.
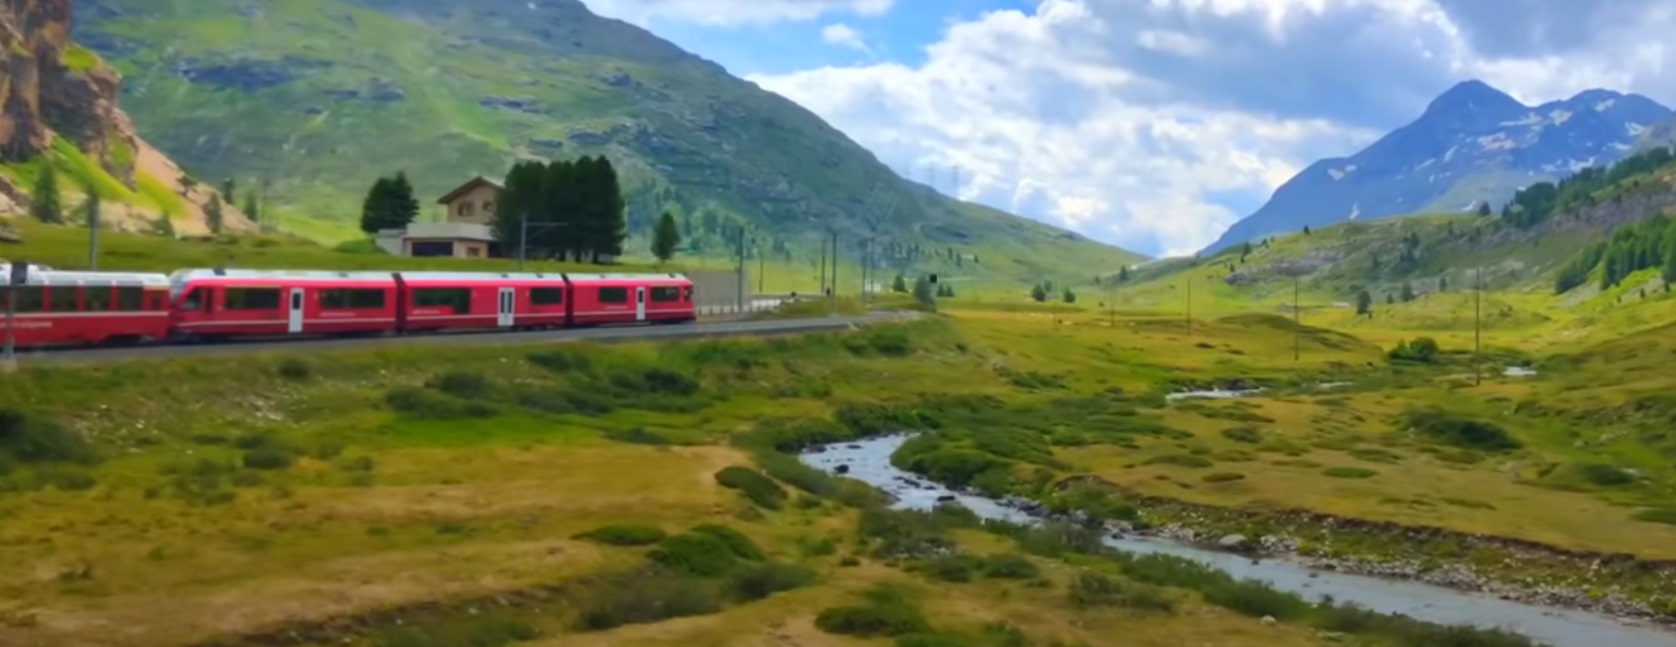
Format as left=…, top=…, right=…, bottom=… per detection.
left=579, top=0, right=892, bottom=27
left=821, top=23, right=869, bottom=52
left=743, top=0, right=1676, bottom=255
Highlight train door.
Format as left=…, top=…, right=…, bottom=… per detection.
left=497, top=287, right=515, bottom=327
left=634, top=286, right=646, bottom=321
left=287, top=287, right=305, bottom=333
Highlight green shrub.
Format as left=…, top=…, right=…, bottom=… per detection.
left=276, top=358, right=311, bottom=380
left=571, top=567, right=721, bottom=631
left=981, top=553, right=1040, bottom=579
left=0, top=409, right=97, bottom=465
left=648, top=532, right=746, bottom=577
left=602, top=427, right=670, bottom=445
left=1631, top=508, right=1676, bottom=526
left=241, top=447, right=295, bottom=471
left=1067, top=571, right=1174, bottom=612
left=916, top=554, right=981, bottom=582
left=1388, top=337, right=1441, bottom=363
left=1220, top=426, right=1263, bottom=443
left=726, top=562, right=815, bottom=601
left=1323, top=466, right=1378, bottom=479
left=427, top=371, right=492, bottom=398
left=1201, top=578, right=1311, bottom=620
left=573, top=524, right=667, bottom=546
left=688, top=524, right=765, bottom=560
left=1401, top=409, right=1519, bottom=451
left=1201, top=472, right=1246, bottom=483
left=1143, top=454, right=1215, bottom=468
left=385, top=387, right=496, bottom=419
left=814, top=587, right=930, bottom=637
left=713, top=466, right=787, bottom=510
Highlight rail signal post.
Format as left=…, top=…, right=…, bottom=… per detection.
left=3, top=260, right=25, bottom=372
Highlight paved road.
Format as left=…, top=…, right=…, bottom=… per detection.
left=16, top=311, right=919, bottom=366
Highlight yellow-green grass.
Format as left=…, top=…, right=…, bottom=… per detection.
left=933, top=302, right=1676, bottom=559
left=0, top=322, right=1313, bottom=646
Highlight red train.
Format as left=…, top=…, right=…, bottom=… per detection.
left=0, top=265, right=696, bottom=349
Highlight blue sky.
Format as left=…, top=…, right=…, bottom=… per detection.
left=579, top=0, right=1676, bottom=256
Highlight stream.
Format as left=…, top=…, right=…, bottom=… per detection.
left=800, top=434, right=1676, bottom=647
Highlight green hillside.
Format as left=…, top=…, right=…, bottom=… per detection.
left=71, top=0, right=1144, bottom=282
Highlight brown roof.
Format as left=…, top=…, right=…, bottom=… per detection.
left=435, top=176, right=503, bottom=205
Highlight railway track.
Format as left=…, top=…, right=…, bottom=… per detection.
left=13, top=311, right=918, bottom=366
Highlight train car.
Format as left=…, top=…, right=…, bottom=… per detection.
left=567, top=273, right=695, bottom=326
left=168, top=269, right=400, bottom=340
left=391, top=271, right=572, bottom=333
left=0, top=264, right=173, bottom=348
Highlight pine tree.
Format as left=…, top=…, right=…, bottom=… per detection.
left=652, top=211, right=680, bottom=264
left=892, top=274, right=908, bottom=293
left=1062, top=288, right=1076, bottom=303
left=1118, top=266, right=1130, bottom=282
left=31, top=164, right=62, bottom=223
left=241, top=189, right=260, bottom=226
left=1438, top=275, right=1447, bottom=292
left=1400, top=281, right=1415, bottom=302
left=205, top=195, right=224, bottom=234
left=388, top=171, right=419, bottom=229
left=221, top=177, right=236, bottom=201
left=593, top=156, right=627, bottom=262
left=1476, top=201, right=1492, bottom=217
left=1030, top=283, right=1047, bottom=302
left=1302, top=226, right=1311, bottom=235
left=1355, top=290, right=1372, bottom=316
left=495, top=160, right=546, bottom=257
left=359, top=177, right=393, bottom=234
left=543, top=159, right=580, bottom=260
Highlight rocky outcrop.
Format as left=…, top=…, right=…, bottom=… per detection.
left=0, top=0, right=252, bottom=233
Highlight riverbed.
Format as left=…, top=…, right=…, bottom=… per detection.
left=800, top=434, right=1676, bottom=647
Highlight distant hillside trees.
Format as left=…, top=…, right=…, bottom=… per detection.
left=1502, top=146, right=1675, bottom=229
left=494, top=155, right=627, bottom=263
left=1553, top=213, right=1676, bottom=293
left=358, top=171, right=419, bottom=234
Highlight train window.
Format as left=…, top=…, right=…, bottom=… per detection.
left=115, top=287, right=144, bottom=310
left=225, top=287, right=282, bottom=310
left=48, top=286, right=79, bottom=312
left=5, top=286, right=43, bottom=312
left=320, top=288, right=386, bottom=310
left=650, top=286, right=680, bottom=302
left=85, top=286, right=112, bottom=311
left=530, top=288, right=564, bottom=305
left=598, top=287, right=628, bottom=303
left=413, top=288, right=473, bottom=313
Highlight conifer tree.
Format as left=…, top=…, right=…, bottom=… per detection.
left=205, top=195, right=224, bottom=234
left=388, top=171, right=419, bottom=228
left=652, top=211, right=680, bottom=264
left=359, top=177, right=393, bottom=234
left=31, top=165, right=62, bottom=224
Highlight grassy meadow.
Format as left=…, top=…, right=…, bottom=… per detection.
left=0, top=309, right=1569, bottom=647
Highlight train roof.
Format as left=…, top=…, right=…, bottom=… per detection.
left=1, top=264, right=170, bottom=288
left=169, top=268, right=399, bottom=283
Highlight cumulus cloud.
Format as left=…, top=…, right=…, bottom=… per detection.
left=744, top=0, right=1676, bottom=255
left=579, top=0, right=892, bottom=26
left=821, top=23, right=870, bottom=52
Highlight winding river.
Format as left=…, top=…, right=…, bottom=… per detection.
left=800, top=434, right=1676, bottom=647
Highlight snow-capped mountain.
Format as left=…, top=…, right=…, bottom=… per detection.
left=1201, top=80, right=1671, bottom=254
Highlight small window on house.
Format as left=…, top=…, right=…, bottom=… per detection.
left=530, top=288, right=564, bottom=305
left=483, top=201, right=495, bottom=213
left=650, top=286, right=680, bottom=302
left=598, top=287, right=628, bottom=303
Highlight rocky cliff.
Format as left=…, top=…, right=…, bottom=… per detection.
left=0, top=0, right=250, bottom=234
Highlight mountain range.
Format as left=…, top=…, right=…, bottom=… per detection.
left=68, top=0, right=1145, bottom=279
left=1203, top=80, right=1672, bottom=254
